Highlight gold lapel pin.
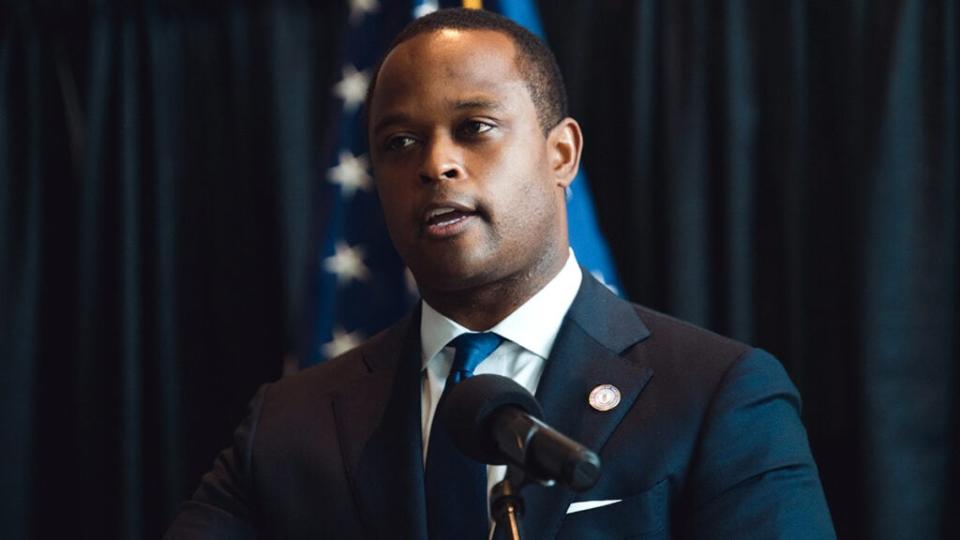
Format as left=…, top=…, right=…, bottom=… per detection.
left=588, top=384, right=621, bottom=412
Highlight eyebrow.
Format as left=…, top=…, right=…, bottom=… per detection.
left=372, top=98, right=505, bottom=135
left=451, top=98, right=503, bottom=112
left=372, top=113, right=413, bottom=135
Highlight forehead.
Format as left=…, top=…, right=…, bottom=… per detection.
left=370, top=29, right=531, bottom=125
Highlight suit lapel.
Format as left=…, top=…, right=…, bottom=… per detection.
left=333, top=310, right=429, bottom=540
left=330, top=274, right=652, bottom=539
left=524, top=272, right=653, bottom=538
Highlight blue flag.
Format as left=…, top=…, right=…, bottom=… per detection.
left=303, top=0, right=620, bottom=368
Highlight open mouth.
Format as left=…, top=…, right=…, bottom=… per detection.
left=426, top=207, right=472, bottom=226
left=422, top=204, right=479, bottom=238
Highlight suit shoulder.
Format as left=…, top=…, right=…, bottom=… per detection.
left=632, top=304, right=749, bottom=352
left=627, top=303, right=755, bottom=379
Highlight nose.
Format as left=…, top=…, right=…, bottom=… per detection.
left=418, top=135, right=465, bottom=184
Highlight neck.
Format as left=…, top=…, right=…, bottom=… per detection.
left=420, top=248, right=569, bottom=331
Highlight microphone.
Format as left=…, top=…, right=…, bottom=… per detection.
left=439, top=374, right=601, bottom=492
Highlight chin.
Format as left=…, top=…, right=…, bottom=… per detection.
left=408, top=250, right=501, bottom=293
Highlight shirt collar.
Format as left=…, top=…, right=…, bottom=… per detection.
left=420, top=249, right=583, bottom=367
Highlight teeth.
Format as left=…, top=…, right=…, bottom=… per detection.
left=426, top=207, right=458, bottom=219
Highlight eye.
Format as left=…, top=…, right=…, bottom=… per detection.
left=457, top=120, right=495, bottom=138
left=384, top=134, right=418, bottom=152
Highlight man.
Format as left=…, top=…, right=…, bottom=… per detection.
left=166, top=8, right=835, bottom=539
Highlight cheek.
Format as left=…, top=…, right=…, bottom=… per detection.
left=502, top=146, right=555, bottom=206
left=487, top=167, right=560, bottom=242
left=376, top=184, right=412, bottom=237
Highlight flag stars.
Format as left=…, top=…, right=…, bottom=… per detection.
left=348, top=0, right=379, bottom=26
left=329, top=150, right=372, bottom=199
left=324, top=241, right=371, bottom=285
left=333, top=64, right=370, bottom=113
left=322, top=326, right=366, bottom=358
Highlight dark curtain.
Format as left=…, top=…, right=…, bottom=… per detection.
left=1, top=1, right=345, bottom=538
left=542, top=1, right=959, bottom=538
left=1, top=1, right=956, bottom=539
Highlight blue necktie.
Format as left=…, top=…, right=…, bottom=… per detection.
left=426, top=332, right=504, bottom=540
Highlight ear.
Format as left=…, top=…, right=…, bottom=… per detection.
left=546, top=117, right=583, bottom=188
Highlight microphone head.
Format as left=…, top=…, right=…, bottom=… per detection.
left=439, top=374, right=544, bottom=464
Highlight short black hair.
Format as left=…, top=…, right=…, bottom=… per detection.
left=365, top=8, right=568, bottom=134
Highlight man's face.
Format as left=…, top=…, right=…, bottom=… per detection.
left=369, top=29, right=575, bottom=293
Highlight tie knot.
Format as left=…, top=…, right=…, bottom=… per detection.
left=448, top=332, right=503, bottom=381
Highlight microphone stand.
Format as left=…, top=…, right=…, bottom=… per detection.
left=490, top=466, right=555, bottom=540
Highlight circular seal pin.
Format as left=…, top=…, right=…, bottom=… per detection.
left=588, top=384, right=621, bottom=412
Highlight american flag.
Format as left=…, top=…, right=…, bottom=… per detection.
left=302, top=0, right=620, bottom=368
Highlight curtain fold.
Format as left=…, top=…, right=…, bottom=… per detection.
left=859, top=2, right=958, bottom=538
left=1, top=14, right=42, bottom=540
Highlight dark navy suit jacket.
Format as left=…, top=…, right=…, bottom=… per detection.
left=165, top=272, right=835, bottom=539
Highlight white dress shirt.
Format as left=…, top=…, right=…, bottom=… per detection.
left=419, top=248, right=583, bottom=500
